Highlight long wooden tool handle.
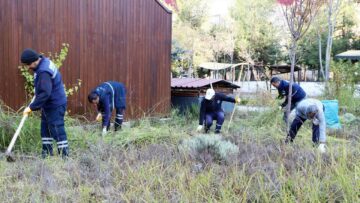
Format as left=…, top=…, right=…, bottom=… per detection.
left=227, top=103, right=237, bottom=132
left=5, top=115, right=28, bottom=155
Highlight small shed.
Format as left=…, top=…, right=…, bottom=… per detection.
left=335, top=50, right=360, bottom=62
left=171, top=78, right=240, bottom=113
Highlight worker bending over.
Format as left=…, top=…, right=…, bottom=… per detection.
left=88, top=81, right=126, bottom=135
left=286, top=98, right=326, bottom=153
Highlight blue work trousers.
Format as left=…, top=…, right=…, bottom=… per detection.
left=114, top=108, right=124, bottom=131
left=204, top=111, right=225, bottom=133
left=41, top=105, right=69, bottom=158
left=288, top=116, right=320, bottom=144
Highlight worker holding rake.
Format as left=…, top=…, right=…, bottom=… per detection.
left=197, top=88, right=241, bottom=134
left=88, top=81, right=126, bottom=135
left=20, top=48, right=69, bottom=158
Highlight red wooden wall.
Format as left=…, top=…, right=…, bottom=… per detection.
left=0, top=0, right=172, bottom=118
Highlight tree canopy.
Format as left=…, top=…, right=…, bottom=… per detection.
left=169, top=0, right=360, bottom=78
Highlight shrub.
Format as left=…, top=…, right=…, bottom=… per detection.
left=324, top=61, right=360, bottom=115
left=19, top=43, right=82, bottom=100
left=178, top=134, right=239, bottom=163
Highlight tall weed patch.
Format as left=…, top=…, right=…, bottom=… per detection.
left=0, top=104, right=41, bottom=152
left=325, top=61, right=360, bottom=115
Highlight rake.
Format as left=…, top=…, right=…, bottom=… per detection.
left=5, top=114, right=28, bottom=162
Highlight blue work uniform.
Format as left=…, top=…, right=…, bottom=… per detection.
left=277, top=80, right=306, bottom=122
left=199, top=93, right=236, bottom=133
left=91, top=81, right=126, bottom=131
left=29, top=56, right=68, bottom=158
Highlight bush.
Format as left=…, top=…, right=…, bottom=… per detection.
left=18, top=43, right=82, bottom=100
left=324, top=61, right=360, bottom=115
left=178, top=134, right=239, bottom=163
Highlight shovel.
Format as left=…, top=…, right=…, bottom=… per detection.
left=5, top=114, right=28, bottom=162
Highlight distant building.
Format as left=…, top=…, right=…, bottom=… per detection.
left=335, top=50, right=360, bottom=63
left=171, top=78, right=240, bottom=113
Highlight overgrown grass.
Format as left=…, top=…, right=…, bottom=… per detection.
left=0, top=104, right=41, bottom=152
left=0, top=101, right=359, bottom=202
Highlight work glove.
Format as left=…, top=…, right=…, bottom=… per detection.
left=277, top=94, right=284, bottom=100
left=96, top=113, right=102, bottom=122
left=102, top=127, right=107, bottom=136
left=312, top=118, right=320, bottom=125
left=279, top=104, right=288, bottom=112
left=196, top=125, right=203, bottom=132
left=318, top=143, right=326, bottom=153
left=235, top=96, right=241, bottom=104
left=23, top=107, right=32, bottom=116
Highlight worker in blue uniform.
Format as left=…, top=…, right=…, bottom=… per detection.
left=88, top=81, right=126, bottom=135
left=197, top=89, right=241, bottom=134
left=270, top=77, right=307, bottom=122
left=21, top=48, right=69, bottom=158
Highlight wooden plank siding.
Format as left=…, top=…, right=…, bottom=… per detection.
left=0, top=0, right=172, bottom=119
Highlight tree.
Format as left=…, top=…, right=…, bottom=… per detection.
left=324, top=0, right=341, bottom=82
left=231, top=0, right=283, bottom=66
left=278, top=0, right=322, bottom=127
left=171, top=0, right=212, bottom=77
left=176, top=0, right=208, bottom=29
left=297, top=1, right=360, bottom=80
left=208, top=17, right=236, bottom=64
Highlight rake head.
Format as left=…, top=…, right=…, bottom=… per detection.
left=5, top=152, right=16, bottom=162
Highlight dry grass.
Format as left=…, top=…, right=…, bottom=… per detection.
left=0, top=102, right=359, bottom=202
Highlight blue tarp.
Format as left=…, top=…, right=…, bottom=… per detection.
left=321, top=100, right=342, bottom=129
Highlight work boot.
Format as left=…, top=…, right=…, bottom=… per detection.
left=58, top=147, right=69, bottom=159
left=205, top=127, right=210, bottom=133
left=284, top=136, right=293, bottom=144
left=41, top=149, right=54, bottom=159
left=215, top=129, right=221, bottom=134
left=114, top=123, right=122, bottom=131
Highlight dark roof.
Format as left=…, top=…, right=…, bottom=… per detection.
left=335, top=50, right=360, bottom=60
left=171, top=78, right=240, bottom=89
left=267, top=65, right=301, bottom=74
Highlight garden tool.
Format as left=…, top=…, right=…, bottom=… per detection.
left=5, top=97, right=34, bottom=162
left=227, top=96, right=241, bottom=133
left=5, top=114, right=28, bottom=162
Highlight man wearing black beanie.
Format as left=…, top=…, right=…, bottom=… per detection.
left=20, top=48, right=69, bottom=158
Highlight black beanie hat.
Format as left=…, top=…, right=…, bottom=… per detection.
left=20, top=48, right=40, bottom=64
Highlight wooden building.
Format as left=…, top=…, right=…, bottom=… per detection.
left=171, top=78, right=240, bottom=113
left=0, top=0, right=172, bottom=119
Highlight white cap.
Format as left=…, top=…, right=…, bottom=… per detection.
left=205, top=89, right=215, bottom=100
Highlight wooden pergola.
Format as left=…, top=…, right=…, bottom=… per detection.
left=267, top=64, right=302, bottom=83
left=266, top=64, right=302, bottom=91
left=199, top=62, right=302, bottom=85
left=199, top=62, right=264, bottom=83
